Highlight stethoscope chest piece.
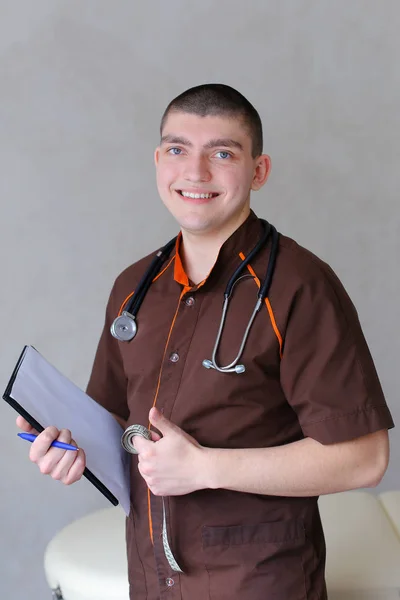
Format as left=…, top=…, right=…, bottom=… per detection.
left=110, top=311, right=137, bottom=342
left=121, top=424, right=152, bottom=453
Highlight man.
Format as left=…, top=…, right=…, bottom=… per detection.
left=17, top=84, right=394, bottom=599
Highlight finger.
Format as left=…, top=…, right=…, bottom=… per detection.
left=58, top=448, right=86, bottom=485
left=137, top=460, right=152, bottom=481
left=34, top=428, right=75, bottom=475
left=133, top=436, right=155, bottom=455
left=148, top=407, right=179, bottom=435
left=29, top=426, right=61, bottom=462
left=149, top=430, right=161, bottom=442
left=61, top=449, right=86, bottom=485
left=16, top=416, right=39, bottom=435
left=30, top=427, right=75, bottom=470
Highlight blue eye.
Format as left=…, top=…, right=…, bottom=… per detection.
left=168, top=147, right=182, bottom=155
left=216, top=151, right=231, bottom=159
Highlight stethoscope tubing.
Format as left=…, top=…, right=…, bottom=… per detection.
left=206, top=222, right=279, bottom=373
left=258, top=225, right=279, bottom=300
left=224, top=221, right=272, bottom=298
left=111, top=220, right=280, bottom=375
left=125, top=237, right=177, bottom=317
left=210, top=295, right=263, bottom=372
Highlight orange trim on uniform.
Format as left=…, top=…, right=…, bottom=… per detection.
left=117, top=255, right=176, bottom=317
left=173, top=233, right=190, bottom=286
left=149, top=285, right=190, bottom=415
left=265, top=298, right=283, bottom=360
left=239, top=252, right=283, bottom=359
left=146, top=284, right=191, bottom=544
left=147, top=488, right=153, bottom=544
left=173, top=232, right=214, bottom=290
left=196, top=278, right=207, bottom=290
left=154, top=255, right=176, bottom=283
left=118, top=291, right=135, bottom=317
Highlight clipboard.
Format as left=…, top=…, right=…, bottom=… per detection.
left=3, top=346, right=120, bottom=508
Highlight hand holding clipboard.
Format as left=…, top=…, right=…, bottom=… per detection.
left=3, top=346, right=131, bottom=513
left=15, top=415, right=86, bottom=485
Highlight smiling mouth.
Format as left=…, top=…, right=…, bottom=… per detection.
left=176, top=190, right=220, bottom=199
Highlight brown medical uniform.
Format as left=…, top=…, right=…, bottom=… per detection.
left=87, top=210, right=394, bottom=600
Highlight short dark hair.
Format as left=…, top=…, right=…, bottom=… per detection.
left=160, top=83, right=263, bottom=158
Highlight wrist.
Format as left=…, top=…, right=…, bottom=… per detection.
left=197, top=447, right=221, bottom=490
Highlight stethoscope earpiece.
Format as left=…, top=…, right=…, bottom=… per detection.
left=202, top=359, right=246, bottom=374
left=202, top=359, right=213, bottom=369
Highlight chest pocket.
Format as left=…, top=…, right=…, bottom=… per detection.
left=201, top=518, right=307, bottom=600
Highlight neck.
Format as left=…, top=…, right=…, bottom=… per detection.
left=180, top=208, right=250, bottom=285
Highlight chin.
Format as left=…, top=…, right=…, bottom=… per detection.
left=178, top=217, right=213, bottom=234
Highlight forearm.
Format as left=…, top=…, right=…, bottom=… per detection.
left=202, top=432, right=387, bottom=496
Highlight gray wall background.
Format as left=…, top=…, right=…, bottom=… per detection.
left=0, top=1, right=399, bottom=598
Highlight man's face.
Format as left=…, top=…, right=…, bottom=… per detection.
left=155, top=112, right=269, bottom=237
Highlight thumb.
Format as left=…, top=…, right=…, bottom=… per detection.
left=149, top=407, right=179, bottom=436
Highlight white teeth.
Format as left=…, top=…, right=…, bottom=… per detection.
left=180, top=191, right=215, bottom=199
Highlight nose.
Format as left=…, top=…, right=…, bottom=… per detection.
left=183, top=154, right=211, bottom=183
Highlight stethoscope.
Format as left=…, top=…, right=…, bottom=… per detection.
left=110, top=219, right=279, bottom=374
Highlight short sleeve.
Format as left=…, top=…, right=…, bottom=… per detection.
left=280, top=263, right=394, bottom=444
left=86, top=280, right=129, bottom=421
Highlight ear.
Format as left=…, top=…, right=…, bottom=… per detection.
left=154, top=147, right=160, bottom=167
left=251, top=154, right=271, bottom=191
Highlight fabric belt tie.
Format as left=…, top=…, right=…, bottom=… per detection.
left=121, top=424, right=184, bottom=573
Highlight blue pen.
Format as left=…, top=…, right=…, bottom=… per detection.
left=17, top=432, right=78, bottom=451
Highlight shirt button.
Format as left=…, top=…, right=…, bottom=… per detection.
left=185, top=296, right=195, bottom=306
left=169, top=352, right=179, bottom=363
left=166, top=577, right=175, bottom=587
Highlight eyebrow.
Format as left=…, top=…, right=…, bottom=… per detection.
left=160, top=135, right=244, bottom=151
